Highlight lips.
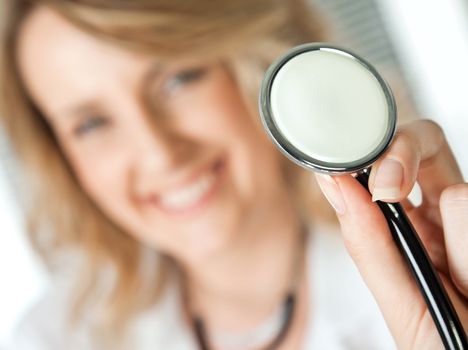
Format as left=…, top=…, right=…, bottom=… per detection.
left=145, top=156, right=225, bottom=217
left=159, top=169, right=216, bottom=208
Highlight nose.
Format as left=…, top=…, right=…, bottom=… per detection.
left=132, top=116, right=193, bottom=195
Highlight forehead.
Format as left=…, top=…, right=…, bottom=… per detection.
left=16, top=6, right=154, bottom=117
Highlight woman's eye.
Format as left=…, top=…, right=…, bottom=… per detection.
left=163, top=67, right=207, bottom=94
left=74, top=116, right=109, bottom=136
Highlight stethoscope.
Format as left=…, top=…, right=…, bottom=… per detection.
left=259, top=43, right=467, bottom=349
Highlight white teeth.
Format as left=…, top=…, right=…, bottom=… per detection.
left=159, top=172, right=216, bottom=210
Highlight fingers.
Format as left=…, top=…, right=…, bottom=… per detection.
left=440, top=183, right=468, bottom=298
left=369, top=119, right=463, bottom=206
left=315, top=173, right=426, bottom=345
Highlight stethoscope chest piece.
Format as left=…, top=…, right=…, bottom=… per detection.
left=259, top=43, right=396, bottom=174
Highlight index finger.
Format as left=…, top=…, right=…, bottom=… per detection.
left=369, top=119, right=464, bottom=207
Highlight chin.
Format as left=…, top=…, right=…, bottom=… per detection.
left=185, top=231, right=236, bottom=264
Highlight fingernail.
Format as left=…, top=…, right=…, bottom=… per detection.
left=372, top=159, right=404, bottom=202
left=315, top=174, right=346, bottom=215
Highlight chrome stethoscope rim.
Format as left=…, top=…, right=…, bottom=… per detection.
left=258, top=42, right=397, bottom=175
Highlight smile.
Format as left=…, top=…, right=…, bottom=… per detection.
left=150, top=156, right=225, bottom=217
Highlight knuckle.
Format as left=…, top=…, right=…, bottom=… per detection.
left=420, top=119, right=446, bottom=144
left=393, top=128, right=411, bottom=143
left=391, top=130, right=420, bottom=160
left=400, top=118, right=443, bottom=134
left=440, top=183, right=468, bottom=205
left=420, top=119, right=444, bottom=136
left=398, top=119, right=446, bottom=160
left=420, top=119, right=447, bottom=151
left=342, top=237, right=369, bottom=266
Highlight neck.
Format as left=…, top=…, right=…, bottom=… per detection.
left=180, top=193, right=305, bottom=333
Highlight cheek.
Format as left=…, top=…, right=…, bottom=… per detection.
left=67, top=147, right=138, bottom=229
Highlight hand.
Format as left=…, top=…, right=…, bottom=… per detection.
left=315, top=119, right=468, bottom=349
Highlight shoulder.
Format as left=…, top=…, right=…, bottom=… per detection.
left=304, top=224, right=396, bottom=349
left=9, top=282, right=96, bottom=350
left=8, top=251, right=107, bottom=350
left=10, top=270, right=195, bottom=350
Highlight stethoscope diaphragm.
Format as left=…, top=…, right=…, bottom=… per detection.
left=259, top=43, right=396, bottom=174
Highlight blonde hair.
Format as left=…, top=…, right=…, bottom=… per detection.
left=0, top=0, right=333, bottom=340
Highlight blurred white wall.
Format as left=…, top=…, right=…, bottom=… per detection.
left=379, top=0, right=468, bottom=179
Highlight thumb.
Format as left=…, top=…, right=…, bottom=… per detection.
left=315, top=173, right=428, bottom=342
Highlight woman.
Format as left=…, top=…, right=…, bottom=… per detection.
left=1, top=0, right=466, bottom=349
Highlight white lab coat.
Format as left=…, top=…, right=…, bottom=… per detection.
left=9, top=226, right=396, bottom=349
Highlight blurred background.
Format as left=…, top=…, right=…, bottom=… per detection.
left=1, top=0, right=467, bottom=346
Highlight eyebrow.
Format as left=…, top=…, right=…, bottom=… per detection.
left=57, top=60, right=164, bottom=119
left=60, top=100, right=105, bottom=119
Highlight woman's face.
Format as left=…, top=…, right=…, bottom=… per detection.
left=17, top=7, right=287, bottom=262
